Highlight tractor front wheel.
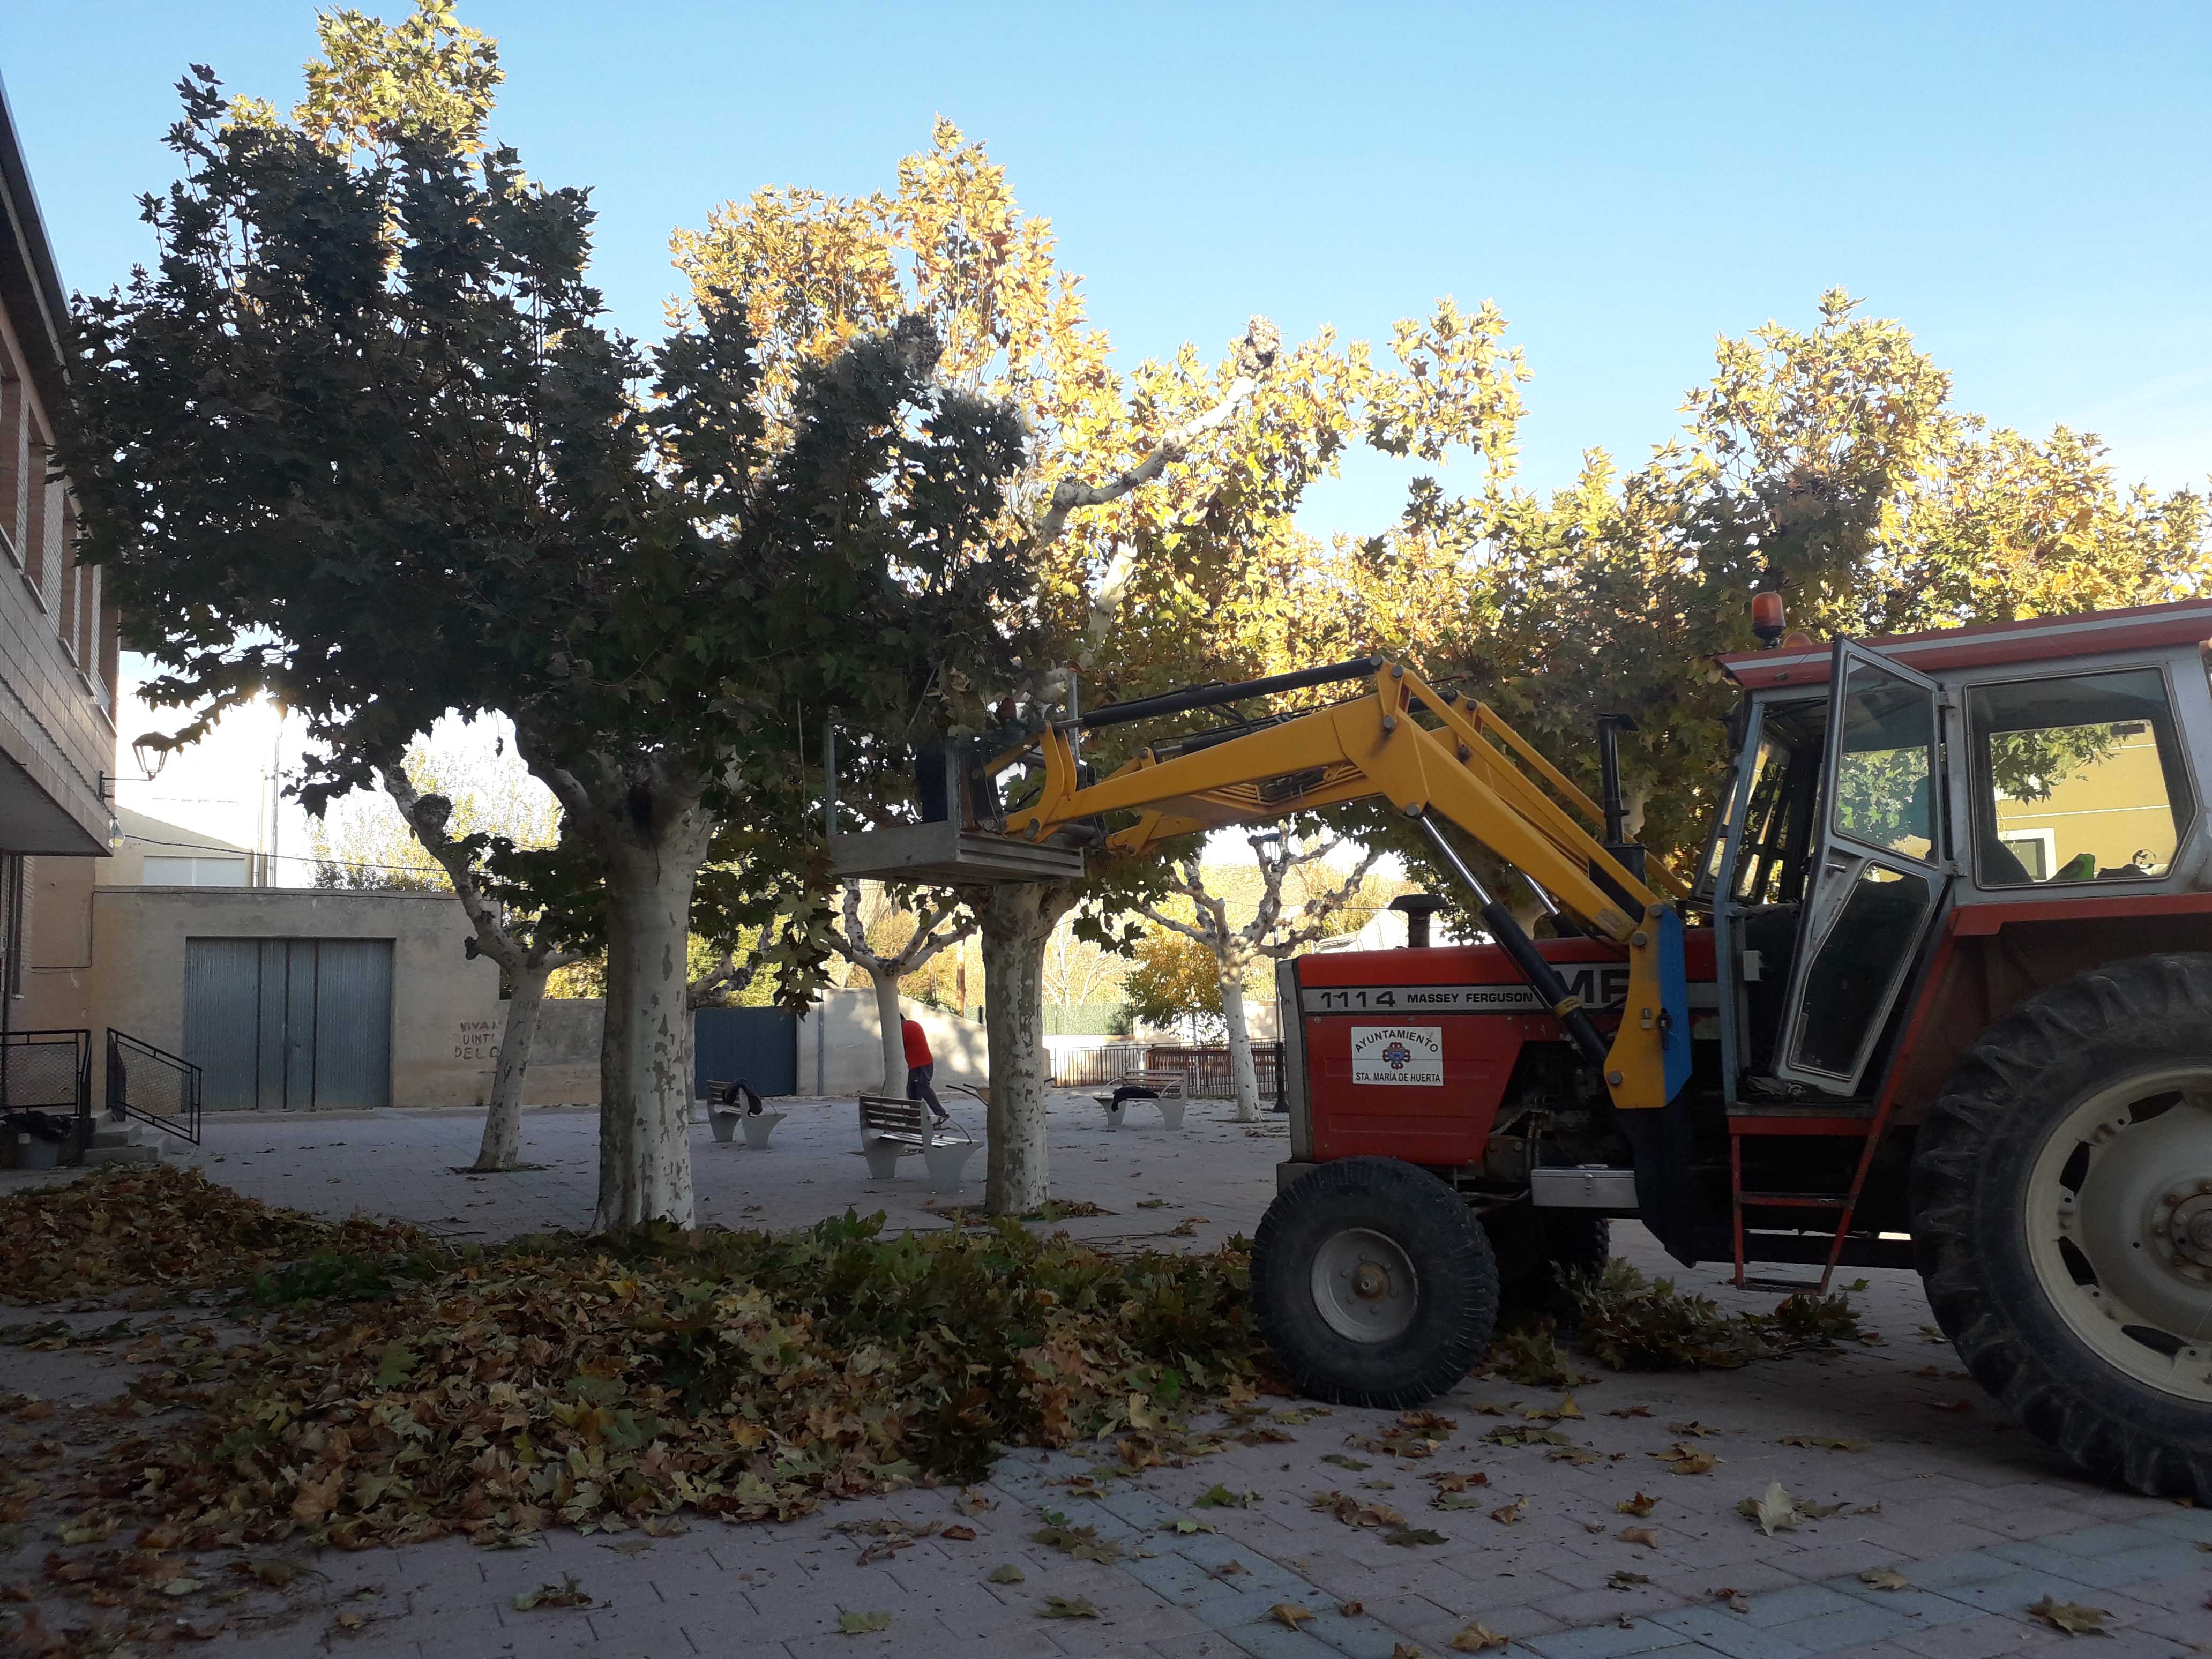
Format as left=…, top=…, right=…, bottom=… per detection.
left=1252, top=1156, right=1499, bottom=1408
left=1911, top=952, right=2212, bottom=1501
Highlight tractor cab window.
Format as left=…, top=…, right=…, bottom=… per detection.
left=1967, top=669, right=2192, bottom=888
left=1731, top=699, right=1826, bottom=906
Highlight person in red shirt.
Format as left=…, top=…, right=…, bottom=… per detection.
left=901, top=1017, right=947, bottom=1124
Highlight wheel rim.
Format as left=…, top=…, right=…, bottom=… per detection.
left=2024, top=1064, right=2212, bottom=1403
left=1309, top=1226, right=1420, bottom=1344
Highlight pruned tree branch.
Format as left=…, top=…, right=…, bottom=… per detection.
left=1033, top=314, right=1282, bottom=552
left=827, top=880, right=978, bottom=979
left=379, top=758, right=578, bottom=976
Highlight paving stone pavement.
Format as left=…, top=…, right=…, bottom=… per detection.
left=7, top=1096, right=2210, bottom=1656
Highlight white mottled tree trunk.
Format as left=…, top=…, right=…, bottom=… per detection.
left=972, top=881, right=1075, bottom=1216
left=472, top=959, right=550, bottom=1171
left=593, top=839, right=705, bottom=1233
left=1218, top=968, right=1262, bottom=1124
left=869, top=966, right=907, bottom=1096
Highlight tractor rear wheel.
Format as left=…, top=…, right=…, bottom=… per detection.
left=1252, top=1156, right=1499, bottom=1408
left=1911, top=952, right=2212, bottom=1501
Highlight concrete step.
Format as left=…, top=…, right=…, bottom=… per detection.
left=82, top=1141, right=162, bottom=1167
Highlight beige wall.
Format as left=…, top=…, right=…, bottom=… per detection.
left=796, top=989, right=988, bottom=1097
left=38, top=886, right=506, bottom=1109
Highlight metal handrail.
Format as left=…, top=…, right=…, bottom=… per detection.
left=106, top=1029, right=203, bottom=1146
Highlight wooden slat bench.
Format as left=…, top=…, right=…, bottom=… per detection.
left=857, top=1093, right=976, bottom=1191
left=1094, top=1068, right=1188, bottom=1131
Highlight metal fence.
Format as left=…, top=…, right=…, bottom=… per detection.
left=108, top=1029, right=203, bottom=1146
left=1052, top=1040, right=1288, bottom=1105
left=2, top=1028, right=93, bottom=1165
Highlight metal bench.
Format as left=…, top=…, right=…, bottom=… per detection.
left=1094, top=1068, right=1188, bottom=1131
left=857, top=1092, right=976, bottom=1191
left=704, top=1079, right=787, bottom=1149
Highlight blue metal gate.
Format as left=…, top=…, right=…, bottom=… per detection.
left=693, top=1006, right=797, bottom=1098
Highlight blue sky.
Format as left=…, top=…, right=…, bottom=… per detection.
left=8, top=0, right=2211, bottom=542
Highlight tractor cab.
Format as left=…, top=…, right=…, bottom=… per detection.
left=1702, top=602, right=2212, bottom=1111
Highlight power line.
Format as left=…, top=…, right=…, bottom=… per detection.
left=124, top=832, right=450, bottom=878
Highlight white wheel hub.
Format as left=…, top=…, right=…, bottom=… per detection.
left=2027, top=1066, right=2212, bottom=1403
left=1310, top=1227, right=1419, bottom=1344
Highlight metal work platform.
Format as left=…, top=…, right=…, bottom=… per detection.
left=828, top=819, right=1083, bottom=885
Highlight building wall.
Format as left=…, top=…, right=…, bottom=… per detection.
left=0, top=228, right=117, bottom=862
left=796, top=989, right=988, bottom=1097
left=53, top=886, right=505, bottom=1109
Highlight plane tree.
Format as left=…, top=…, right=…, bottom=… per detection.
left=63, top=70, right=1032, bottom=1233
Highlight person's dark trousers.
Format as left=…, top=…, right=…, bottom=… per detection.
left=907, top=1064, right=946, bottom=1122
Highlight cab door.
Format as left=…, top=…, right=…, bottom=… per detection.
left=1770, top=640, right=1951, bottom=1094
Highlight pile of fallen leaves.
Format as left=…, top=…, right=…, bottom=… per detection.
left=1570, top=1260, right=1865, bottom=1370
left=68, top=1207, right=1261, bottom=1551
left=1482, top=1259, right=1867, bottom=1382
left=0, top=1165, right=429, bottom=1305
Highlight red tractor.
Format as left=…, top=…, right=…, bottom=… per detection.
left=853, top=594, right=2212, bottom=1499
left=1257, top=600, right=2212, bottom=1501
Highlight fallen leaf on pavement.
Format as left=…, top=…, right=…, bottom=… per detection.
left=1490, top=1496, right=1527, bottom=1525
left=514, top=1575, right=592, bottom=1612
left=1450, top=1622, right=1510, bottom=1651
left=1652, top=1444, right=1718, bottom=1475
left=1604, top=1405, right=1653, bottom=1418
left=1618, top=1492, right=1660, bottom=1516
left=1385, top=1527, right=1447, bottom=1547
left=1737, top=1482, right=1806, bottom=1536
left=1619, top=1527, right=1658, bottom=1546
left=1195, top=1484, right=1257, bottom=1507
left=1041, top=1596, right=1097, bottom=1620
left=1712, top=1589, right=1751, bottom=1613
left=1339, top=1601, right=1364, bottom=1616
left=1608, top=1570, right=1650, bottom=1590
left=1394, top=1645, right=1426, bottom=1659
left=1272, top=1604, right=1314, bottom=1629
left=940, top=1525, right=976, bottom=1542
left=1859, top=1567, right=1910, bottom=1591
left=987, top=1564, right=1023, bottom=1583
left=1781, top=1436, right=1866, bottom=1451
left=1428, top=1471, right=1487, bottom=1492
left=1310, top=1492, right=1404, bottom=1528
left=1667, top=1420, right=1719, bottom=1437
left=954, top=1488, right=996, bottom=1516
left=2026, top=1596, right=2110, bottom=1635
left=1212, top=1560, right=1248, bottom=1578
left=1322, top=1454, right=1372, bottom=1470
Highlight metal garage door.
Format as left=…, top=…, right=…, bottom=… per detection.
left=693, top=1006, right=798, bottom=1098
left=184, top=938, right=393, bottom=1111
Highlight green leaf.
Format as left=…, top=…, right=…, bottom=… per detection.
left=375, top=1341, right=419, bottom=1388
left=1041, top=1596, right=1098, bottom=1619
left=987, top=1564, right=1024, bottom=1584
left=838, top=1612, right=893, bottom=1634
left=1384, top=1527, right=1447, bottom=1547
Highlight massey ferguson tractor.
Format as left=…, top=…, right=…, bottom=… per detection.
left=838, top=595, right=2212, bottom=1501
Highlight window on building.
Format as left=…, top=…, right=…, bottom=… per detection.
left=141, top=855, right=250, bottom=888
left=1967, top=669, right=2193, bottom=887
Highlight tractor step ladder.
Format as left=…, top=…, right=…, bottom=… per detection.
left=1725, top=1100, right=1889, bottom=1292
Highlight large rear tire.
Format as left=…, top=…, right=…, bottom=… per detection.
left=1911, top=953, right=2212, bottom=1501
left=1252, top=1156, right=1499, bottom=1408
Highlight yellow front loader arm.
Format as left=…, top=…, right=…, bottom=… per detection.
left=1002, top=661, right=1690, bottom=1114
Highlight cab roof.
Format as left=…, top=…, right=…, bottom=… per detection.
left=1716, top=596, right=2212, bottom=692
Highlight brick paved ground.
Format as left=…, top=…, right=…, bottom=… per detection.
left=5, top=1096, right=2209, bottom=1657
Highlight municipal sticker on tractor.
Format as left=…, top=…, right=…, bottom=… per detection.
left=1350, top=1025, right=1444, bottom=1086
